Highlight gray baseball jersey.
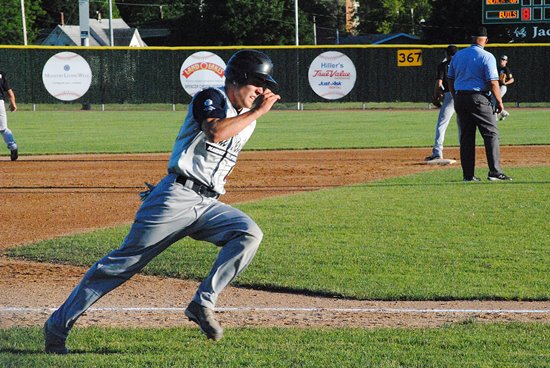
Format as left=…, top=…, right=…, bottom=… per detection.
left=168, top=87, right=255, bottom=195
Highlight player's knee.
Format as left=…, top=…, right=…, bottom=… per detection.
left=92, top=261, right=124, bottom=278
left=1, top=128, right=13, bottom=137
left=91, top=253, right=141, bottom=280
left=243, top=222, right=263, bottom=250
left=250, top=221, right=263, bottom=241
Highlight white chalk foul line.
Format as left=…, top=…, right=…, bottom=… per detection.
left=1, top=306, right=549, bottom=314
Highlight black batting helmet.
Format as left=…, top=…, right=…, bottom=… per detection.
left=225, top=50, right=277, bottom=89
left=446, top=44, right=457, bottom=57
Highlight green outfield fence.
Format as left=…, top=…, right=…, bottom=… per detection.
left=1, top=44, right=549, bottom=105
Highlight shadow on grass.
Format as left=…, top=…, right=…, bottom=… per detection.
left=232, top=283, right=549, bottom=302
left=355, top=181, right=550, bottom=187
left=1, top=347, right=121, bottom=355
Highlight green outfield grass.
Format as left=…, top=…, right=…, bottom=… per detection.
left=3, top=107, right=549, bottom=366
left=15, top=101, right=550, bottom=112
left=1, top=323, right=549, bottom=367
left=7, top=108, right=550, bottom=154
left=8, top=167, right=549, bottom=300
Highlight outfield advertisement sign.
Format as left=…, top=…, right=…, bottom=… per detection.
left=42, top=52, right=92, bottom=101
left=180, top=52, right=226, bottom=97
left=308, top=51, right=357, bottom=100
left=510, top=24, right=550, bottom=41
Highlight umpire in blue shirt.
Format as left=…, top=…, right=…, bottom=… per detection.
left=448, top=26, right=512, bottom=182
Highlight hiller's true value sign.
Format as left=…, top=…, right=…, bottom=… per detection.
left=308, top=51, right=357, bottom=100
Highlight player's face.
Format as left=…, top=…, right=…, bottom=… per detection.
left=500, top=59, right=507, bottom=66
left=234, top=83, right=265, bottom=109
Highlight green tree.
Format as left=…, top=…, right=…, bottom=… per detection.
left=39, top=0, right=122, bottom=28
left=165, top=0, right=313, bottom=46
left=300, top=0, right=345, bottom=44
left=0, top=0, right=45, bottom=44
left=355, top=0, right=431, bottom=36
left=116, top=0, right=186, bottom=27
left=207, top=0, right=313, bottom=45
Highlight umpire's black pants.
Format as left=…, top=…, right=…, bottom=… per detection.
left=453, top=93, right=503, bottom=179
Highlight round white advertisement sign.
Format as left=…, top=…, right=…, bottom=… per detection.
left=308, top=51, right=357, bottom=100
left=180, top=52, right=226, bottom=97
left=42, top=52, right=92, bottom=101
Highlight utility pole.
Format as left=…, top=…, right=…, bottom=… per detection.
left=79, top=0, right=90, bottom=46
left=313, top=16, right=317, bottom=45
left=108, top=0, right=114, bottom=46
left=295, top=0, right=299, bottom=45
left=410, top=8, right=415, bottom=35
left=335, top=0, right=340, bottom=44
left=20, top=0, right=28, bottom=45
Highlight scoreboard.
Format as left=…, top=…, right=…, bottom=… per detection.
left=482, top=0, right=550, bottom=24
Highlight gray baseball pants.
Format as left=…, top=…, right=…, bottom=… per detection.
left=499, top=85, right=509, bottom=117
left=453, top=93, right=503, bottom=179
left=46, top=173, right=262, bottom=339
left=431, top=92, right=456, bottom=158
left=0, top=99, right=17, bottom=151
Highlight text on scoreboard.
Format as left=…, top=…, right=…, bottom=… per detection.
left=482, top=0, right=550, bottom=24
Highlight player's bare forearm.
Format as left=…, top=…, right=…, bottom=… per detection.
left=434, top=79, right=443, bottom=97
left=203, top=113, right=259, bottom=143
left=7, top=89, right=17, bottom=112
left=448, top=79, right=455, bottom=96
left=203, top=89, right=280, bottom=143
left=490, top=80, right=504, bottom=113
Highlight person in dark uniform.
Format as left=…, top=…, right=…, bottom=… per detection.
left=447, top=26, right=512, bottom=182
left=425, top=44, right=458, bottom=161
left=497, top=55, right=514, bottom=120
left=0, top=69, right=18, bottom=161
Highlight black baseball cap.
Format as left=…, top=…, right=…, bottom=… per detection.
left=472, top=26, right=488, bottom=37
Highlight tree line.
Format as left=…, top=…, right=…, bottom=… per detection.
left=0, top=0, right=513, bottom=46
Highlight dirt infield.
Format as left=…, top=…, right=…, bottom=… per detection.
left=1, top=146, right=549, bottom=329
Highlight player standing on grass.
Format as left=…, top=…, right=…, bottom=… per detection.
left=0, top=69, right=18, bottom=161
left=497, top=55, right=514, bottom=121
left=44, top=50, right=281, bottom=354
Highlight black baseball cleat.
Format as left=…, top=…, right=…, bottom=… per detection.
left=425, top=154, right=442, bottom=161
left=10, top=148, right=18, bottom=161
left=44, top=321, right=69, bottom=354
left=184, top=301, right=224, bottom=341
left=487, top=173, right=513, bottom=181
left=463, top=176, right=482, bottom=182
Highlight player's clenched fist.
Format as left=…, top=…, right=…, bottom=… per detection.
left=254, top=88, right=281, bottom=115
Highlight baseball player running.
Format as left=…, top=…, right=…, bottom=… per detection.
left=0, top=69, right=18, bottom=161
left=44, top=50, right=281, bottom=354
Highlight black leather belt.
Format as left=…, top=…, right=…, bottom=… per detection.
left=176, top=175, right=219, bottom=199
left=455, top=90, right=484, bottom=95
